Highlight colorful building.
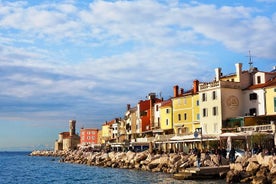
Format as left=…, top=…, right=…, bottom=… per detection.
left=160, top=99, right=173, bottom=133
left=54, top=120, right=80, bottom=151
left=136, top=93, right=162, bottom=135
left=172, top=80, right=200, bottom=136
left=101, top=120, right=113, bottom=144
left=80, top=128, right=99, bottom=145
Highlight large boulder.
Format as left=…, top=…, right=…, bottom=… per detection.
left=134, top=152, right=148, bottom=163
left=246, top=161, right=260, bottom=173
left=169, top=154, right=181, bottom=164
left=126, top=151, right=136, bottom=161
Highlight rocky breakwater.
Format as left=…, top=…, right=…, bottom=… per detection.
left=58, top=150, right=228, bottom=175
left=226, top=153, right=276, bottom=184
left=30, top=150, right=67, bottom=157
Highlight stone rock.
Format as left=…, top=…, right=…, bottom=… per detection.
left=251, top=176, right=268, bottom=184
left=233, top=163, right=243, bottom=173
left=134, top=152, right=148, bottom=163
left=126, top=151, right=136, bottom=161
left=270, top=165, right=276, bottom=175
left=246, top=161, right=260, bottom=173
left=169, top=154, right=181, bottom=164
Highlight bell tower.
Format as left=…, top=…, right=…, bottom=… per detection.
left=69, top=120, right=76, bottom=136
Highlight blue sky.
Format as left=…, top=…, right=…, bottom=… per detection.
left=0, top=0, right=276, bottom=151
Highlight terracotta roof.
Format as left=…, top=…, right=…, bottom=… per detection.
left=59, top=132, right=70, bottom=139
left=102, top=120, right=114, bottom=126
left=161, top=99, right=172, bottom=107
left=246, top=76, right=276, bottom=90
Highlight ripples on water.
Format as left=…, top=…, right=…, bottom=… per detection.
left=0, top=152, right=223, bottom=184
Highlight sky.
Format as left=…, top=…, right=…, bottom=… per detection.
left=0, top=0, right=276, bottom=151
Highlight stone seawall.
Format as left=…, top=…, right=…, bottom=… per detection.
left=30, top=150, right=227, bottom=175
left=30, top=150, right=276, bottom=183
left=226, top=153, right=276, bottom=184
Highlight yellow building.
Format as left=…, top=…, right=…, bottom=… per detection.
left=101, top=121, right=113, bottom=144
left=265, top=78, right=276, bottom=116
left=172, top=80, right=200, bottom=135
left=160, top=99, right=173, bottom=133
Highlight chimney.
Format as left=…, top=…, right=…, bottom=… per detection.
left=180, top=88, right=184, bottom=95
left=235, top=63, right=242, bottom=82
left=173, top=85, right=179, bottom=97
left=193, top=80, right=199, bottom=93
left=215, top=67, right=222, bottom=81
left=148, top=93, right=156, bottom=100
left=127, top=104, right=130, bottom=110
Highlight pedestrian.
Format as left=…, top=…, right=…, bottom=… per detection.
left=221, top=147, right=227, bottom=159
left=216, top=147, right=222, bottom=165
left=197, top=149, right=201, bottom=168
left=229, top=147, right=235, bottom=163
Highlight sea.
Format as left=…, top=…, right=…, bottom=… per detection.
left=0, top=151, right=224, bottom=184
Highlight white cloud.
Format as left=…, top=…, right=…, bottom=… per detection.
left=0, top=0, right=275, bottom=128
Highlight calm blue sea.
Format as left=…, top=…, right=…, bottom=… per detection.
left=0, top=151, right=224, bottom=184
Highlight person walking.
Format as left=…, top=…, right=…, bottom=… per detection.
left=196, top=149, right=201, bottom=168
left=229, top=147, right=235, bottom=163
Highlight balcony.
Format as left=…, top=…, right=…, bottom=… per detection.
left=199, top=81, right=240, bottom=91
left=238, top=124, right=273, bottom=132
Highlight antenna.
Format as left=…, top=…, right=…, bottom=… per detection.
left=247, top=50, right=254, bottom=73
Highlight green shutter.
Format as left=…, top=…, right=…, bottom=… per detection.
left=274, top=97, right=276, bottom=112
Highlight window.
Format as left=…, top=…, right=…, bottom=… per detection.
left=212, top=91, right=217, bottom=100
left=184, top=113, right=187, bottom=120
left=157, top=117, right=160, bottom=127
left=249, top=108, right=257, bottom=116
left=203, top=108, right=208, bottom=117
left=196, top=100, right=199, bottom=106
left=213, top=106, right=218, bottom=116
left=274, top=88, right=276, bottom=92
left=249, top=93, right=257, bottom=100
left=166, top=119, right=169, bottom=126
left=214, top=123, right=218, bottom=133
left=178, top=114, right=181, bottom=121
left=196, top=113, right=200, bottom=120
left=257, top=76, right=261, bottom=84
left=202, top=93, right=207, bottom=102
left=204, top=124, right=207, bottom=134
left=166, top=109, right=170, bottom=113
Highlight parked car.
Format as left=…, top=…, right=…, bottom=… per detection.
left=226, top=149, right=245, bottom=159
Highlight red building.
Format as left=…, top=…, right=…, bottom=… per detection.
left=138, top=93, right=162, bottom=133
left=80, top=128, right=99, bottom=145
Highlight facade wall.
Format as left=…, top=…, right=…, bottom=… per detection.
left=192, top=94, right=201, bottom=132
left=221, top=87, right=243, bottom=120
left=160, top=104, right=173, bottom=130
left=153, top=102, right=161, bottom=129
left=97, top=130, right=102, bottom=144
left=101, top=124, right=111, bottom=142
left=130, top=110, right=137, bottom=135
left=199, top=87, right=222, bottom=135
left=242, top=88, right=266, bottom=116
left=172, top=95, right=195, bottom=134
left=80, top=128, right=99, bottom=145
left=266, top=86, right=276, bottom=115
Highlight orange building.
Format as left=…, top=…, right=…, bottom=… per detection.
left=137, top=93, right=162, bottom=133
left=80, top=128, right=99, bottom=145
